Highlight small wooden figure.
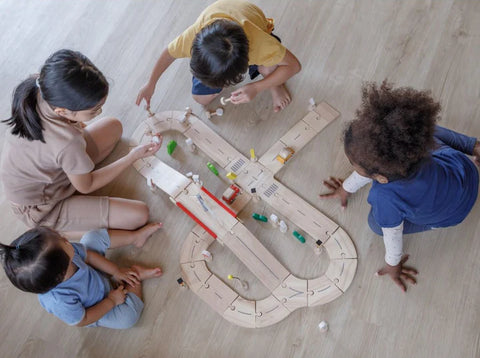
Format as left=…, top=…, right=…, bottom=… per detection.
left=207, top=162, right=219, bottom=176
left=222, top=184, right=240, bottom=204
left=177, top=278, right=188, bottom=289
left=180, top=107, right=193, bottom=123
left=270, top=214, right=279, bottom=227
left=276, top=147, right=295, bottom=164
left=293, top=230, right=306, bottom=243
left=252, top=213, right=268, bottom=222
left=279, top=220, right=288, bottom=233
left=250, top=148, right=257, bottom=162
left=201, top=250, right=213, bottom=262
left=206, top=107, right=224, bottom=119
left=226, top=172, right=237, bottom=180
left=167, top=140, right=177, bottom=155
left=152, top=135, right=162, bottom=144
left=185, top=137, right=196, bottom=152
left=318, top=320, right=328, bottom=332
left=220, top=96, right=232, bottom=106
left=251, top=188, right=260, bottom=202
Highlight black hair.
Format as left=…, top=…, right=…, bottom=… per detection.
left=344, top=81, right=439, bottom=180
left=0, top=227, right=70, bottom=294
left=190, top=20, right=249, bottom=88
left=3, top=49, right=109, bottom=142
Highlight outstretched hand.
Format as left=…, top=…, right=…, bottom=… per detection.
left=376, top=254, right=418, bottom=292
left=129, top=136, right=163, bottom=161
left=319, top=177, right=350, bottom=209
left=136, top=82, right=155, bottom=108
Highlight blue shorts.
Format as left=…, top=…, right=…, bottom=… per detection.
left=191, top=33, right=281, bottom=95
left=80, top=230, right=145, bottom=329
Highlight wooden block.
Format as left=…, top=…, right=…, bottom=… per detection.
left=307, top=275, right=343, bottom=307
left=258, top=140, right=287, bottom=174
left=278, top=120, right=319, bottom=153
left=255, top=295, right=291, bottom=328
left=196, top=275, right=238, bottom=315
left=221, top=223, right=290, bottom=291
left=322, top=227, right=357, bottom=259
left=271, top=274, right=308, bottom=312
left=184, top=120, right=244, bottom=168
left=180, top=227, right=215, bottom=264
left=180, top=260, right=212, bottom=293
left=175, top=184, right=238, bottom=238
left=324, top=258, right=358, bottom=292
left=259, top=182, right=338, bottom=239
left=223, top=296, right=256, bottom=328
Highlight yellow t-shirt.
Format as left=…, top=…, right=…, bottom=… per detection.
left=168, top=0, right=286, bottom=67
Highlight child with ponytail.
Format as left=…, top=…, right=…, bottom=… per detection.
left=1, top=49, right=162, bottom=232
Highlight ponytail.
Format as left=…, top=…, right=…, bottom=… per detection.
left=2, top=76, right=45, bottom=142
left=3, top=49, right=109, bottom=143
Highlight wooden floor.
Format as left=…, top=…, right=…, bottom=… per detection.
left=1, top=1, right=479, bottom=357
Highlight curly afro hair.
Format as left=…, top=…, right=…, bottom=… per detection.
left=344, top=81, right=441, bottom=180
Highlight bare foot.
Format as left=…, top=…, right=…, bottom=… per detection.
left=270, top=84, right=291, bottom=112
left=133, top=222, right=162, bottom=248
left=132, top=265, right=163, bottom=280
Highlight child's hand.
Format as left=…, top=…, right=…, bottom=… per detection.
left=108, top=285, right=128, bottom=306
left=319, top=177, right=350, bottom=209
left=136, top=82, right=155, bottom=108
left=129, top=140, right=162, bottom=161
left=473, top=141, right=480, bottom=166
left=113, top=267, right=140, bottom=287
left=231, top=83, right=258, bottom=104
left=376, top=254, right=418, bottom=292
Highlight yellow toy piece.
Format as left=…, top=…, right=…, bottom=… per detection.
left=276, top=147, right=295, bottom=164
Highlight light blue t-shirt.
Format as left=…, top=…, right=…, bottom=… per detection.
left=38, top=239, right=110, bottom=325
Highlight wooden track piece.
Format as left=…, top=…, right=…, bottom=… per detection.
left=227, top=190, right=252, bottom=214
left=278, top=120, right=319, bottom=152
left=307, top=275, right=343, bottom=307
left=271, top=274, right=308, bottom=311
left=221, top=224, right=290, bottom=291
left=180, top=260, right=212, bottom=293
left=175, top=184, right=239, bottom=237
left=255, top=295, right=291, bottom=328
left=223, top=296, right=256, bottom=328
left=258, top=140, right=288, bottom=174
left=302, top=101, right=340, bottom=132
left=324, top=258, right=358, bottom=292
left=322, top=227, right=357, bottom=259
left=180, top=227, right=216, bottom=264
left=196, top=275, right=239, bottom=315
left=259, top=183, right=338, bottom=239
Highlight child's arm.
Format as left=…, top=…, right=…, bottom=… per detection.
left=319, top=171, right=372, bottom=208
left=85, top=250, right=140, bottom=287
left=76, top=285, right=127, bottom=327
left=376, top=224, right=418, bottom=292
left=136, top=48, right=176, bottom=108
left=434, top=126, right=478, bottom=155
left=66, top=139, right=162, bottom=194
left=230, top=49, right=301, bottom=103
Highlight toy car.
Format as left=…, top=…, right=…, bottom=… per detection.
left=222, top=184, right=241, bottom=204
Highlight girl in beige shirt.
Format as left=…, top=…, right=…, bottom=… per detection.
left=1, top=49, right=161, bottom=232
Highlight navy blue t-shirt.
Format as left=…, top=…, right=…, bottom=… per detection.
left=368, top=126, right=479, bottom=228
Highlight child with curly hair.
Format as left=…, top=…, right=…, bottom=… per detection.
left=0, top=223, right=162, bottom=328
left=136, top=0, right=301, bottom=112
left=321, top=81, right=480, bottom=291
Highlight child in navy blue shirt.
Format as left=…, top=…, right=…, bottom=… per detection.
left=0, top=223, right=162, bottom=328
left=321, top=81, right=479, bottom=291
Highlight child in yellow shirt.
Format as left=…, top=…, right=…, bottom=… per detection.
left=136, top=0, right=301, bottom=112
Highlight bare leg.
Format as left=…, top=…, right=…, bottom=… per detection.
left=108, top=198, right=149, bottom=230
left=127, top=265, right=163, bottom=300
left=257, top=65, right=292, bottom=112
left=84, top=117, right=123, bottom=164
left=108, top=222, right=162, bottom=249
left=192, top=93, right=220, bottom=106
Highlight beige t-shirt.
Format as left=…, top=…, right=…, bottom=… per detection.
left=0, top=94, right=94, bottom=205
left=168, top=0, right=286, bottom=67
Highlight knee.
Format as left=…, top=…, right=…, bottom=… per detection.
left=116, top=308, right=142, bottom=329
left=108, top=117, right=123, bottom=142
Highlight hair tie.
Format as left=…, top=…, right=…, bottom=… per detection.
left=35, top=78, right=41, bottom=89
left=15, top=243, right=20, bottom=249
